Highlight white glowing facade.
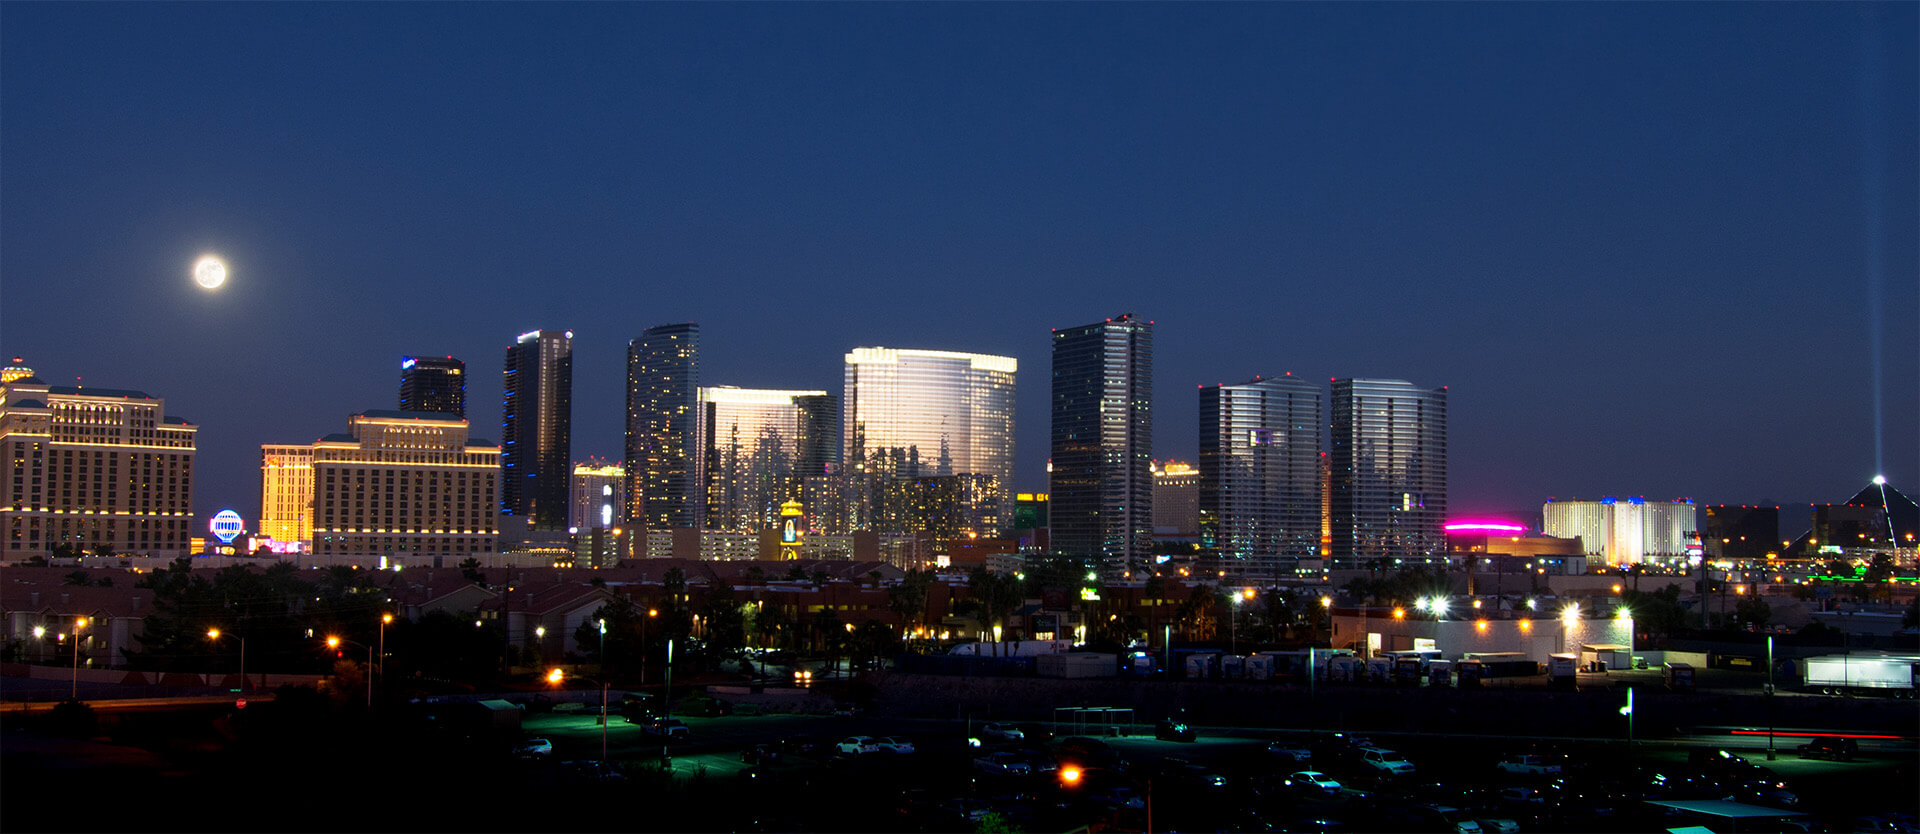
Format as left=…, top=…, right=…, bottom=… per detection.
left=1, top=377, right=198, bottom=560
left=696, top=386, right=838, bottom=533
left=260, top=445, right=315, bottom=548
left=570, top=460, right=626, bottom=532
left=1543, top=497, right=1696, bottom=565
left=845, top=348, right=1017, bottom=537
left=308, top=410, right=500, bottom=564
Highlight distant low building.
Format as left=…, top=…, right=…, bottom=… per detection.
left=1543, top=497, right=1694, bottom=566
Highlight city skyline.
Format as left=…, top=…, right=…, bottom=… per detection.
left=2, top=3, right=1915, bottom=527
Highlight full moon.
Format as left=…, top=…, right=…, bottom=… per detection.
left=192, top=255, right=227, bottom=290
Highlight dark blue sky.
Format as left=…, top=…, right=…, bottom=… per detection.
left=4, top=3, right=1915, bottom=529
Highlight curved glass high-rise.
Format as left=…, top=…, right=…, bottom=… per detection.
left=1330, top=378, right=1447, bottom=562
left=697, top=386, right=840, bottom=533
left=1199, top=374, right=1322, bottom=580
left=844, top=348, right=1016, bottom=539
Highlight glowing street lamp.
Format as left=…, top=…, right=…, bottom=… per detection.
left=547, top=667, right=609, bottom=761
left=70, top=617, right=89, bottom=700
left=207, top=628, right=246, bottom=692
left=325, top=635, right=374, bottom=708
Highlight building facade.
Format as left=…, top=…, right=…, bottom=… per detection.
left=1050, top=314, right=1153, bottom=575
left=399, top=355, right=467, bottom=418
left=1151, top=461, right=1200, bottom=541
left=1542, top=497, right=1696, bottom=566
left=502, top=330, right=572, bottom=532
left=259, top=444, right=315, bottom=549
left=1329, top=378, right=1447, bottom=563
left=1704, top=504, right=1780, bottom=562
left=1199, top=375, right=1323, bottom=578
left=844, top=348, right=1016, bottom=540
left=311, top=410, right=499, bottom=565
left=625, top=323, right=700, bottom=530
left=1, top=376, right=197, bottom=560
left=569, top=458, right=626, bottom=533
left=696, top=386, right=840, bottom=534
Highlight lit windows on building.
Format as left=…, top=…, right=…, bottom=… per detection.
left=1, top=375, right=197, bottom=560
left=1542, top=497, right=1695, bottom=566
left=259, top=444, right=315, bottom=548
left=1050, top=314, right=1153, bottom=575
left=399, top=355, right=466, bottom=418
left=626, top=323, right=699, bottom=529
left=1330, top=378, right=1447, bottom=563
left=845, top=347, right=1016, bottom=539
left=502, top=329, right=572, bottom=531
left=1199, top=375, right=1322, bottom=579
left=696, top=386, right=839, bottom=534
left=308, top=410, right=500, bottom=565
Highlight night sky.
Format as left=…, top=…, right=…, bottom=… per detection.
left=3, top=3, right=1915, bottom=531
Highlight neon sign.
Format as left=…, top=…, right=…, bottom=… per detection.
left=209, top=510, right=245, bottom=544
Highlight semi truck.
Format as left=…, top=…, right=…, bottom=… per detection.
left=1801, top=653, right=1920, bottom=697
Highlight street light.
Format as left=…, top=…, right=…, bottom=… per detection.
left=378, top=613, right=393, bottom=684
left=325, top=635, right=374, bottom=709
left=70, top=617, right=88, bottom=700
left=207, top=628, right=246, bottom=692
left=547, top=667, right=610, bottom=761
left=661, top=637, right=676, bottom=766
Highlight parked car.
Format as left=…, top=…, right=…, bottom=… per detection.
left=831, top=703, right=861, bottom=717
left=1357, top=747, right=1416, bottom=777
left=1798, top=737, right=1859, bottom=761
left=1158, top=757, right=1228, bottom=791
left=837, top=736, right=881, bottom=755
left=1267, top=741, right=1313, bottom=762
left=642, top=718, right=691, bottom=740
left=874, top=736, right=915, bottom=754
left=1495, top=754, right=1561, bottom=775
left=512, top=738, right=553, bottom=759
left=1155, top=720, right=1197, bottom=742
left=980, top=722, right=1025, bottom=742
left=1410, top=805, right=1483, bottom=834
left=1286, top=771, right=1344, bottom=797
left=972, top=751, right=1033, bottom=775
left=741, top=743, right=783, bottom=765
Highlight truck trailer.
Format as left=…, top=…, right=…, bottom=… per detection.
left=1801, top=653, right=1920, bottom=697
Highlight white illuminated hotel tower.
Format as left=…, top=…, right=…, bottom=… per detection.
left=1, top=374, right=198, bottom=560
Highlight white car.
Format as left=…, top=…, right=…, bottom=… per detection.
left=874, top=736, right=915, bottom=754
left=972, top=751, right=1032, bottom=775
left=512, top=738, right=553, bottom=758
left=1286, top=771, right=1343, bottom=796
left=1358, top=747, right=1416, bottom=777
left=1266, top=741, right=1312, bottom=762
left=980, top=722, right=1025, bottom=742
left=1496, top=754, right=1562, bottom=775
left=837, top=736, right=881, bottom=755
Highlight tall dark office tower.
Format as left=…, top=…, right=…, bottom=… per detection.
left=1199, top=374, right=1323, bottom=580
left=399, top=355, right=466, bottom=417
left=1050, top=314, right=1153, bottom=575
left=1329, top=378, right=1447, bottom=563
left=625, top=323, right=700, bottom=529
left=501, top=330, right=573, bottom=531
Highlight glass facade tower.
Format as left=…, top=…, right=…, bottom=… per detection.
left=1199, top=374, right=1322, bottom=579
left=697, top=386, right=840, bottom=533
left=399, top=355, right=466, bottom=418
left=1050, top=314, right=1153, bottom=575
left=625, top=323, right=700, bottom=529
left=1329, top=378, right=1447, bottom=562
left=844, top=348, right=1016, bottom=539
left=501, top=330, right=572, bottom=531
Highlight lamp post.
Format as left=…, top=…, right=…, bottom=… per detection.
left=661, top=637, right=675, bottom=766
left=597, top=618, right=608, bottom=674
left=70, top=617, right=88, bottom=700
left=641, top=608, right=657, bottom=685
left=1766, top=634, right=1777, bottom=760
left=207, top=628, right=246, bottom=692
left=1231, top=592, right=1241, bottom=656
left=325, top=635, right=374, bottom=709
left=547, top=668, right=609, bottom=761
left=379, top=613, right=393, bottom=684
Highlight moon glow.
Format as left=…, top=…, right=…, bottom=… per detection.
left=193, top=255, right=228, bottom=290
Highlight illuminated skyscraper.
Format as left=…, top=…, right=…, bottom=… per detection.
left=625, top=323, right=700, bottom=529
left=1199, top=374, right=1322, bottom=578
left=1050, top=314, right=1153, bottom=574
left=1329, top=378, right=1446, bottom=562
left=1, top=375, right=197, bottom=559
left=570, top=458, right=626, bottom=533
left=502, top=329, right=572, bottom=531
left=399, top=355, right=466, bottom=418
left=696, top=386, right=840, bottom=533
left=844, top=348, right=1016, bottom=539
left=260, top=444, right=315, bottom=548
left=1544, top=497, right=1695, bottom=565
